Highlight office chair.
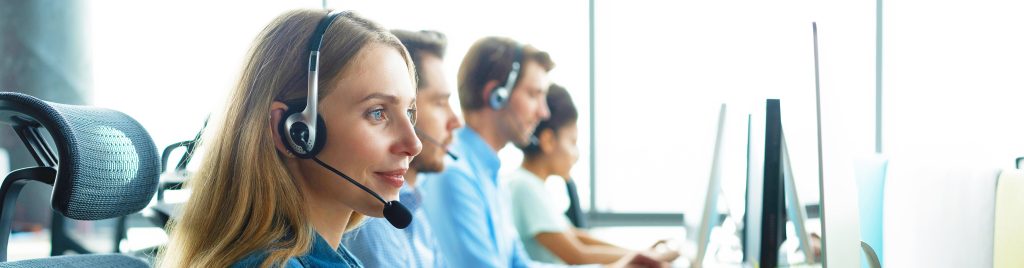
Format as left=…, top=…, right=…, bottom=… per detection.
left=144, top=134, right=199, bottom=229
left=0, top=92, right=157, bottom=267
left=112, top=117, right=203, bottom=255
left=994, top=169, right=1024, bottom=267
left=563, top=179, right=588, bottom=228
left=854, top=155, right=887, bottom=267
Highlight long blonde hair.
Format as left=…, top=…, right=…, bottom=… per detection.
left=157, top=9, right=414, bottom=268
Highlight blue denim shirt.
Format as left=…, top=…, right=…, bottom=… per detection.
left=342, top=185, right=445, bottom=267
left=232, top=232, right=363, bottom=268
left=420, top=127, right=594, bottom=268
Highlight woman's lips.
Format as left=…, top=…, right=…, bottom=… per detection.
left=374, top=169, right=407, bottom=188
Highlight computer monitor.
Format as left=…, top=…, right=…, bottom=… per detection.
left=693, top=103, right=727, bottom=268
left=735, top=21, right=857, bottom=268
left=743, top=108, right=762, bottom=265
left=759, top=99, right=787, bottom=268
left=742, top=99, right=817, bottom=268
left=813, top=21, right=863, bottom=268
left=781, top=132, right=815, bottom=263
left=743, top=100, right=773, bottom=266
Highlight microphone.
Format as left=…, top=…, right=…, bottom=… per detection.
left=311, top=157, right=412, bottom=229
left=414, top=128, right=459, bottom=160
left=503, top=110, right=540, bottom=148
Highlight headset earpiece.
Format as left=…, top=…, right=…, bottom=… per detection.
left=278, top=105, right=327, bottom=159
left=488, top=44, right=522, bottom=110
left=489, top=86, right=510, bottom=110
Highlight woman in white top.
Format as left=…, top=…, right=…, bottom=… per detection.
left=505, top=84, right=680, bottom=265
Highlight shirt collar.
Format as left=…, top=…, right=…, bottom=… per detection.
left=456, top=127, right=501, bottom=182
left=300, top=232, right=362, bottom=267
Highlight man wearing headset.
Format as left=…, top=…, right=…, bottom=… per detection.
left=342, top=29, right=460, bottom=267
left=420, top=37, right=667, bottom=268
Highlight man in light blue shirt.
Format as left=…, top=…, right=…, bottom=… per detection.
left=342, top=29, right=460, bottom=267
left=420, top=37, right=665, bottom=268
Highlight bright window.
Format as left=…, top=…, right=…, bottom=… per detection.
left=592, top=0, right=877, bottom=219
left=884, top=0, right=1024, bottom=168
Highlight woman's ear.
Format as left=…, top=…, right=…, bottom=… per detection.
left=539, top=128, right=557, bottom=154
left=269, top=101, right=293, bottom=157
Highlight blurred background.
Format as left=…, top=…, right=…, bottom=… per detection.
left=1, top=0, right=1022, bottom=262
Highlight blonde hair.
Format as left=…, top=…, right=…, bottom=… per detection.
left=157, top=9, right=414, bottom=268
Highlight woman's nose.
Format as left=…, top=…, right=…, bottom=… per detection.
left=392, top=118, right=422, bottom=157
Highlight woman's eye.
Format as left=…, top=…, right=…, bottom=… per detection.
left=368, top=109, right=386, bottom=122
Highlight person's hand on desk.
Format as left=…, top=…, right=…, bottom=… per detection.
left=645, top=239, right=683, bottom=262
left=810, top=232, right=822, bottom=263
left=606, top=252, right=670, bottom=268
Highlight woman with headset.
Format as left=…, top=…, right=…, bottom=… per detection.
left=157, top=9, right=421, bottom=267
left=505, top=84, right=681, bottom=265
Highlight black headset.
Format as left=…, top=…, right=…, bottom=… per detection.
left=487, top=44, right=523, bottom=110
left=276, top=10, right=412, bottom=229
left=277, top=10, right=346, bottom=159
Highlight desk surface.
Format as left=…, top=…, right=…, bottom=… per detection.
left=589, top=221, right=823, bottom=268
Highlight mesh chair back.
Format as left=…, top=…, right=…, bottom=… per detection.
left=0, top=92, right=159, bottom=220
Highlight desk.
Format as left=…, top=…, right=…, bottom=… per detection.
left=589, top=220, right=823, bottom=268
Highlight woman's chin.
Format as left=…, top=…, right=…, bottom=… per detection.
left=385, top=192, right=401, bottom=201
left=355, top=200, right=386, bottom=218
left=359, top=207, right=385, bottom=218
left=376, top=187, right=401, bottom=202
